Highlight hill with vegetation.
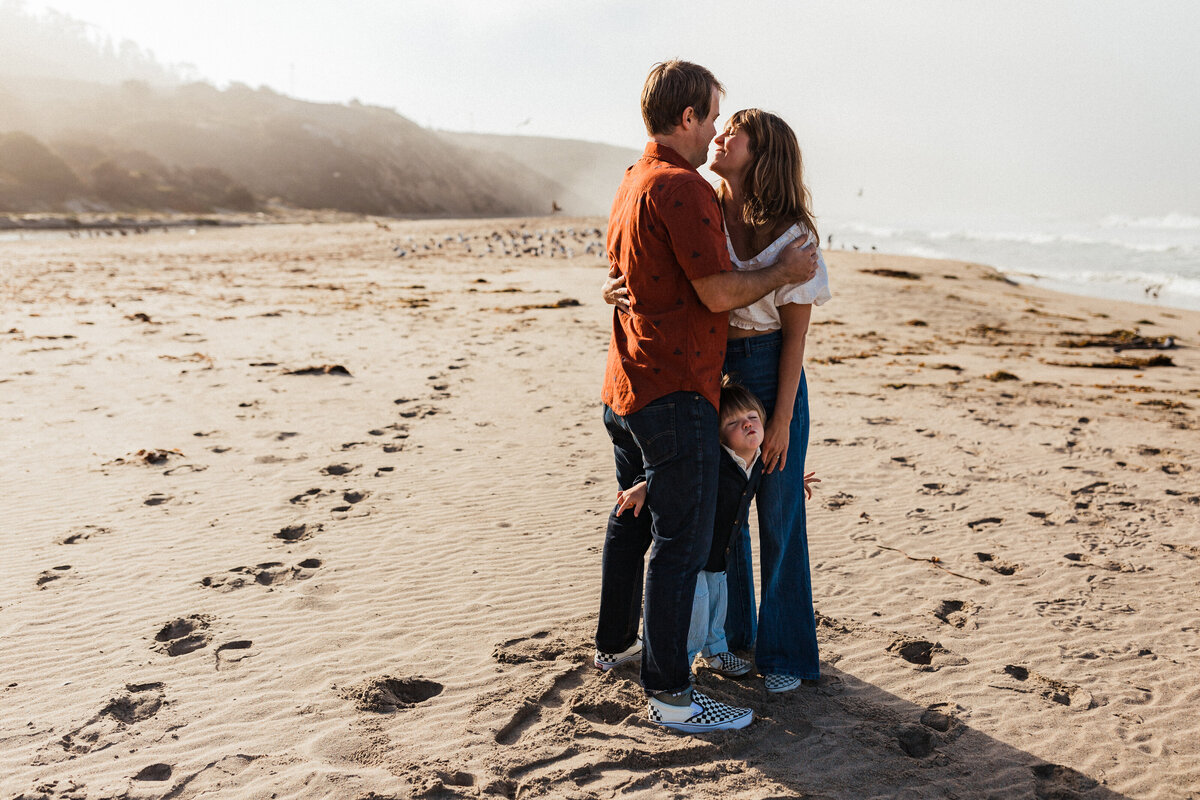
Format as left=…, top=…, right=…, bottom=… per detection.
left=0, top=3, right=642, bottom=220
left=3, top=76, right=637, bottom=216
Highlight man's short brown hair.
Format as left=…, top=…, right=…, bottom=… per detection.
left=641, top=60, right=725, bottom=136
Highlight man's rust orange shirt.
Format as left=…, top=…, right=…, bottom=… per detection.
left=602, top=143, right=731, bottom=415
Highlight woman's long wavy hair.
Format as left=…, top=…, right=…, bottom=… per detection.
left=718, top=108, right=818, bottom=243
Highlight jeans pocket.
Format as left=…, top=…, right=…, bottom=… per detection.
left=629, top=401, right=678, bottom=467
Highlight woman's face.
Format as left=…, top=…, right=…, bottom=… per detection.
left=710, top=123, right=753, bottom=179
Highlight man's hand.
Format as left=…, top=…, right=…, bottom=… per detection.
left=775, top=237, right=819, bottom=286
left=602, top=265, right=630, bottom=311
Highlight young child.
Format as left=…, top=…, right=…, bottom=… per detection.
left=615, top=377, right=819, bottom=678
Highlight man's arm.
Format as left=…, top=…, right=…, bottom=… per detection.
left=691, top=238, right=819, bottom=312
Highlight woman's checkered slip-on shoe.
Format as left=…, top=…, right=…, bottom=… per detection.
left=764, top=673, right=803, bottom=693
left=700, top=651, right=753, bottom=677
left=594, top=637, right=642, bottom=671
left=648, top=690, right=753, bottom=733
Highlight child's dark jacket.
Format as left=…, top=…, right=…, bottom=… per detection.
left=707, top=448, right=763, bottom=572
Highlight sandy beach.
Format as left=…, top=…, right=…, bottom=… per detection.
left=2, top=218, right=1198, bottom=800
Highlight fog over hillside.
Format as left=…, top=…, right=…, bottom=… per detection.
left=440, top=132, right=640, bottom=216
left=0, top=2, right=627, bottom=217
left=0, top=1, right=184, bottom=87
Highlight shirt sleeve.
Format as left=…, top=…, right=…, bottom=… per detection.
left=776, top=250, right=832, bottom=306
left=657, top=178, right=731, bottom=283
left=775, top=234, right=833, bottom=307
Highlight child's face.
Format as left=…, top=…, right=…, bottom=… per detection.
left=720, top=406, right=764, bottom=457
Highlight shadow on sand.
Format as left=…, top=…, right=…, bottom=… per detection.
left=397, top=619, right=1130, bottom=800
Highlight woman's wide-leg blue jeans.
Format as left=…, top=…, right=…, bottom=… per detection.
left=723, top=332, right=820, bottom=679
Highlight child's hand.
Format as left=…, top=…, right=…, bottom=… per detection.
left=803, top=471, right=821, bottom=501
left=616, top=481, right=648, bottom=517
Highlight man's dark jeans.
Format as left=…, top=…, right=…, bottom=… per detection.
left=597, top=391, right=719, bottom=695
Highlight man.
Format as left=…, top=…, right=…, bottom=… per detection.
left=596, top=60, right=819, bottom=733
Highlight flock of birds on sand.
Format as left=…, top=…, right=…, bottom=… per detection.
left=389, top=227, right=876, bottom=261
left=392, top=226, right=606, bottom=261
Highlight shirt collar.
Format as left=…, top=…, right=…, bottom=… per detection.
left=722, top=445, right=761, bottom=477
left=643, top=141, right=698, bottom=172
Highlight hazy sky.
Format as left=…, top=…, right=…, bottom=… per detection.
left=17, top=0, right=1200, bottom=222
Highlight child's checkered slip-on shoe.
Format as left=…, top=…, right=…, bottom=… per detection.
left=764, top=673, right=803, bottom=693
left=594, top=637, right=642, bottom=671
left=700, top=651, right=752, bottom=677
left=648, top=689, right=753, bottom=732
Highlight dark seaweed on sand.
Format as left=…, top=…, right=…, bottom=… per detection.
left=1057, top=328, right=1177, bottom=352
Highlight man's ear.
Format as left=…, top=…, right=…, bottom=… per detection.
left=678, top=106, right=696, bottom=131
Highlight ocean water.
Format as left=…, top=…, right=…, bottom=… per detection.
left=825, top=212, right=1200, bottom=313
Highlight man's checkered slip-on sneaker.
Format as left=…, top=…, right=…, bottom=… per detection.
left=699, top=651, right=753, bottom=677
left=594, top=637, right=642, bottom=671
left=647, top=690, right=753, bottom=733
left=764, top=673, right=803, bottom=693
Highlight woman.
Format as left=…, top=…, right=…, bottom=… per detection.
left=605, top=108, right=830, bottom=693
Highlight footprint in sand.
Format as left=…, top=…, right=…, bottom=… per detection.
left=491, top=631, right=574, bottom=665
left=931, top=599, right=979, bottom=629
left=975, top=552, right=1021, bottom=575
left=332, top=490, right=368, bottom=512
left=201, top=559, right=322, bottom=591
left=163, top=463, right=206, bottom=475
left=427, top=373, right=452, bottom=400
left=289, top=488, right=334, bottom=505
left=894, top=723, right=937, bottom=758
left=919, top=483, right=968, bottom=496
left=153, top=615, right=213, bottom=656
left=1032, top=763, right=1100, bottom=799
left=101, top=682, right=166, bottom=724
left=484, top=633, right=605, bottom=746
left=897, top=702, right=969, bottom=759
left=339, top=676, right=444, bottom=712
left=920, top=702, right=965, bottom=734
left=1063, top=552, right=1140, bottom=573
left=275, top=523, right=322, bottom=542
left=886, top=637, right=969, bottom=671
left=369, top=422, right=408, bottom=441
left=1002, top=665, right=1095, bottom=709
left=394, top=401, right=442, bottom=419
left=36, top=565, right=73, bottom=589
left=143, top=493, right=173, bottom=506
left=55, top=681, right=166, bottom=756
left=824, top=491, right=855, bottom=510
left=58, top=524, right=111, bottom=545
left=214, top=640, right=255, bottom=671
left=321, top=463, right=358, bottom=476
left=133, top=763, right=173, bottom=781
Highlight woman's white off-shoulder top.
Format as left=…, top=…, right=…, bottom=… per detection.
left=726, top=222, right=832, bottom=332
